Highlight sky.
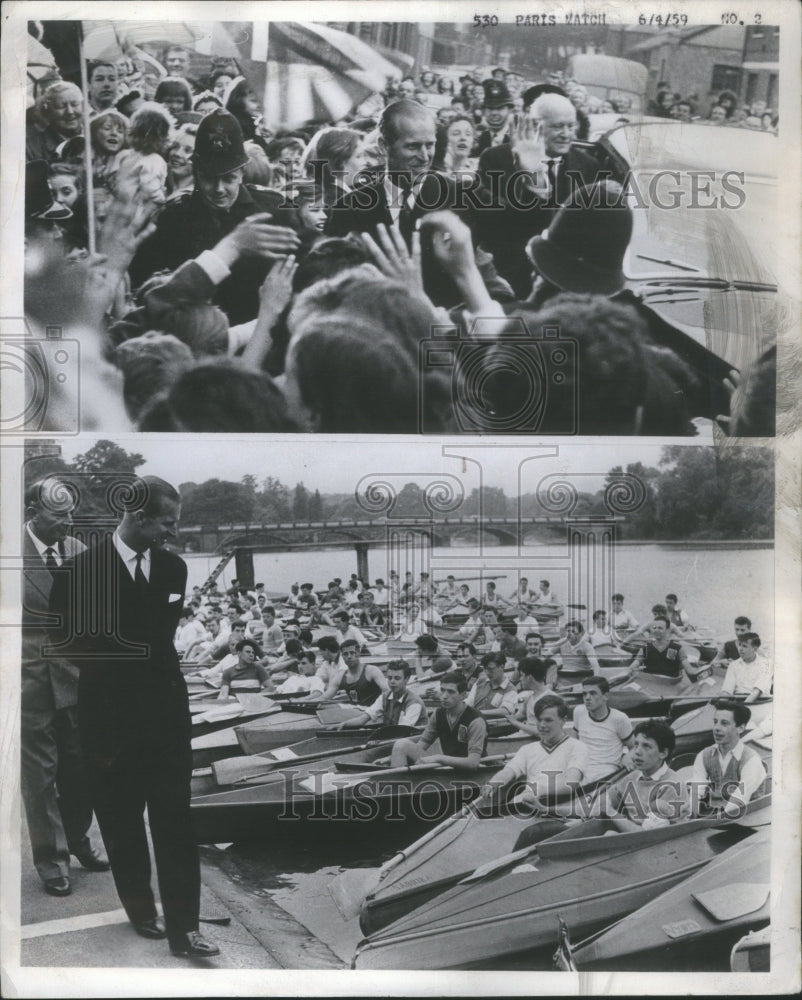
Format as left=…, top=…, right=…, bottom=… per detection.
left=58, top=436, right=676, bottom=497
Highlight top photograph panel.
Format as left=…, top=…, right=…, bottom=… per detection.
left=19, top=18, right=780, bottom=435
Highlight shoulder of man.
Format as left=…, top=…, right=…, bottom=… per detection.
left=478, top=142, right=514, bottom=172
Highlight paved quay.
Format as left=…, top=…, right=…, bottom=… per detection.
left=18, top=819, right=346, bottom=973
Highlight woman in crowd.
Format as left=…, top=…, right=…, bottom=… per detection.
left=154, top=76, right=194, bottom=120
left=165, top=122, right=198, bottom=197
left=224, top=76, right=264, bottom=143
left=193, top=91, right=223, bottom=116
left=26, top=81, right=85, bottom=162
left=301, top=127, right=368, bottom=205
left=433, top=115, right=477, bottom=176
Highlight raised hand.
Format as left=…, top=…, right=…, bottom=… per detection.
left=361, top=221, right=425, bottom=298
left=419, top=210, right=474, bottom=275
left=227, top=213, right=301, bottom=260
left=512, top=115, right=549, bottom=194
left=258, top=254, right=298, bottom=316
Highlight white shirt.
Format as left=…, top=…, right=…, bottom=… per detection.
left=503, top=736, right=588, bottom=800
left=613, top=608, right=639, bottom=630
left=27, top=524, right=63, bottom=566
left=722, top=657, right=773, bottom=698
left=276, top=673, right=324, bottom=695
left=690, top=740, right=767, bottom=814
left=572, top=705, right=633, bottom=780
left=113, top=530, right=150, bottom=581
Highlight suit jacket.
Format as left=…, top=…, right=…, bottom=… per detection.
left=129, top=184, right=284, bottom=325
left=324, top=172, right=514, bottom=308
left=22, top=529, right=86, bottom=712
left=48, top=535, right=189, bottom=754
left=476, top=143, right=603, bottom=296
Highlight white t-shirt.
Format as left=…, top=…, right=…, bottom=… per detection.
left=722, top=657, right=773, bottom=698
left=572, top=705, right=633, bottom=781
left=504, top=736, right=588, bottom=800
left=276, top=674, right=325, bottom=695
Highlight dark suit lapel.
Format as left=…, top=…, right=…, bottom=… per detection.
left=23, top=529, right=55, bottom=607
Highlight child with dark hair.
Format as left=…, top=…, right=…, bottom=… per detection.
left=154, top=77, right=194, bottom=118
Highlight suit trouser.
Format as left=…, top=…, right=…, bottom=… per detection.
left=85, top=732, right=200, bottom=948
left=21, top=704, right=93, bottom=881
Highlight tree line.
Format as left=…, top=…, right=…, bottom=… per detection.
left=24, top=442, right=774, bottom=542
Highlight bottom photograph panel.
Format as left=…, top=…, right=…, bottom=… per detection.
left=16, top=437, right=775, bottom=976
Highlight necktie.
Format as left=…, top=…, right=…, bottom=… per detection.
left=134, top=552, right=148, bottom=590
left=546, top=159, right=559, bottom=205
left=44, top=547, right=58, bottom=574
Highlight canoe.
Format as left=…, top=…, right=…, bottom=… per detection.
left=567, top=824, right=770, bottom=969
left=671, top=700, right=772, bottom=757
left=353, top=795, right=771, bottom=970
left=730, top=925, right=771, bottom=972
left=191, top=703, right=365, bottom=767
left=189, top=693, right=283, bottom=737
left=358, top=769, right=626, bottom=937
left=554, top=666, right=729, bottom=719
left=190, top=752, right=520, bottom=845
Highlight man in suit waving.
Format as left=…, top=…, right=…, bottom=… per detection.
left=49, top=476, right=218, bottom=958
left=476, top=92, right=602, bottom=296
left=22, top=477, right=107, bottom=897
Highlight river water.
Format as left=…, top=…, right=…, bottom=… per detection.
left=190, top=542, right=774, bottom=970
left=185, top=543, right=774, bottom=646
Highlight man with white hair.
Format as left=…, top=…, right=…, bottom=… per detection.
left=476, top=92, right=601, bottom=295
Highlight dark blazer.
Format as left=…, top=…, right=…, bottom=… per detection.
left=22, top=529, right=86, bottom=711
left=476, top=143, right=603, bottom=296
left=324, top=172, right=514, bottom=308
left=49, top=534, right=188, bottom=755
left=129, top=184, right=284, bottom=325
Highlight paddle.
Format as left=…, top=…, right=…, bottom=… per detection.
left=220, top=725, right=422, bottom=787
left=299, top=752, right=512, bottom=795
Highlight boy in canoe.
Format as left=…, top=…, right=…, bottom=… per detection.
left=630, top=616, right=690, bottom=679
left=684, top=699, right=768, bottom=818
left=555, top=620, right=600, bottom=675
left=329, top=659, right=428, bottom=730
left=509, top=656, right=556, bottom=737
left=709, top=615, right=753, bottom=668
left=571, top=676, right=634, bottom=781
left=721, top=632, right=773, bottom=703
left=390, top=672, right=488, bottom=772
left=474, top=695, right=588, bottom=815
left=593, top=720, right=682, bottom=830
left=217, top=639, right=270, bottom=700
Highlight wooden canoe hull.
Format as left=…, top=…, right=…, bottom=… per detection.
left=354, top=808, right=768, bottom=970
left=572, top=825, right=770, bottom=968
left=190, top=761, right=510, bottom=844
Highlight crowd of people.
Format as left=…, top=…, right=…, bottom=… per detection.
left=180, top=569, right=772, bottom=822
left=24, top=37, right=775, bottom=435
left=646, top=81, right=779, bottom=130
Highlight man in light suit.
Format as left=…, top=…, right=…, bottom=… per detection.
left=22, top=477, right=108, bottom=897
left=49, top=476, right=218, bottom=958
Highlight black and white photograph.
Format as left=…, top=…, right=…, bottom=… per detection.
left=1, top=2, right=800, bottom=998
left=7, top=6, right=797, bottom=436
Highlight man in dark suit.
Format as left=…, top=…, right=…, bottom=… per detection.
left=48, top=476, right=218, bottom=958
left=476, top=92, right=602, bottom=296
left=324, top=99, right=513, bottom=308
left=22, top=477, right=107, bottom=897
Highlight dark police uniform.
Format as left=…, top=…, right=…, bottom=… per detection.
left=129, top=184, right=283, bottom=326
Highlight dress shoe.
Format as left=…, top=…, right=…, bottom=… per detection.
left=43, top=876, right=72, bottom=897
left=133, top=917, right=166, bottom=940
left=72, top=847, right=110, bottom=872
left=170, top=931, right=220, bottom=958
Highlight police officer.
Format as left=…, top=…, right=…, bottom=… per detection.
left=474, top=79, right=515, bottom=155
left=129, top=109, right=300, bottom=325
